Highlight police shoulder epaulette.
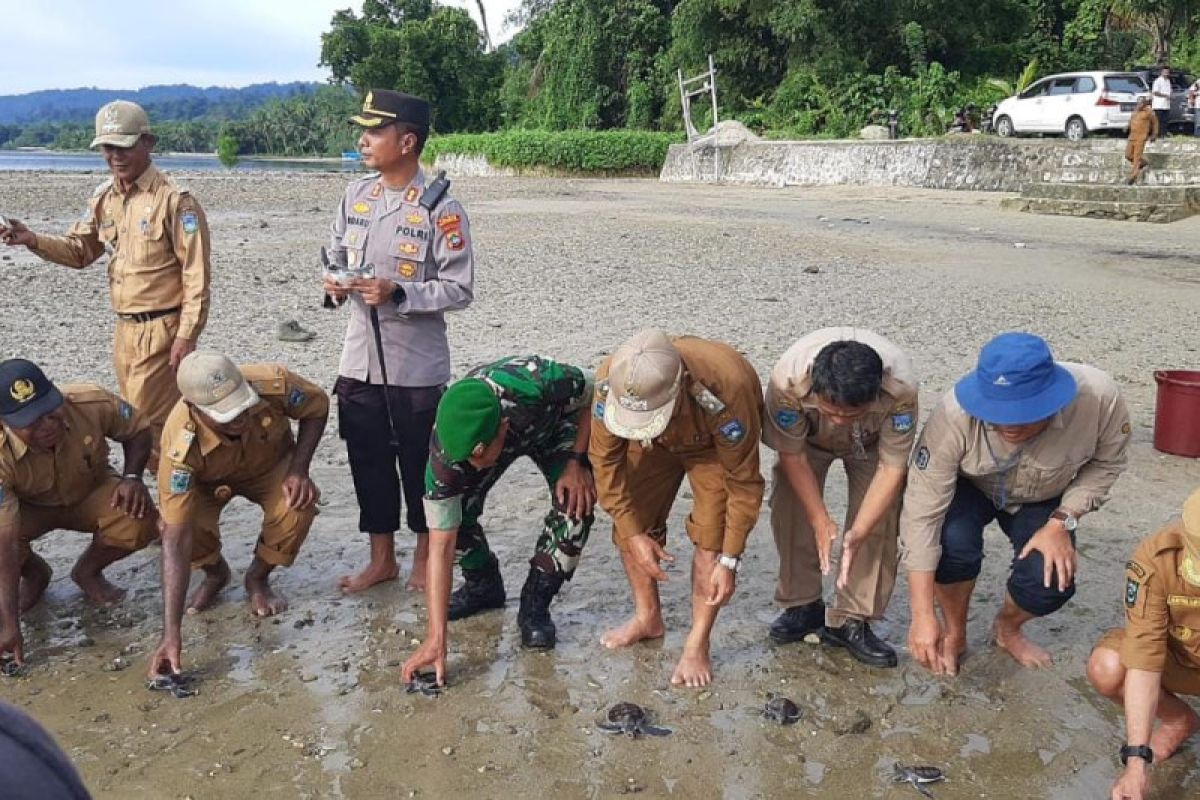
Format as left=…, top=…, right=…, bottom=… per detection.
left=60, top=383, right=111, bottom=404
left=689, top=380, right=726, bottom=415
left=165, top=419, right=198, bottom=464
left=245, top=364, right=288, bottom=396
left=419, top=170, right=451, bottom=211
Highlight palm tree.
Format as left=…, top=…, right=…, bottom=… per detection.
left=474, top=0, right=492, bottom=49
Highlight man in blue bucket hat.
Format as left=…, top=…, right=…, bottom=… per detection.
left=900, top=333, right=1130, bottom=675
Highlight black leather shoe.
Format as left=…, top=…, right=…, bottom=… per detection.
left=768, top=600, right=825, bottom=643
left=448, top=554, right=506, bottom=620
left=820, top=619, right=898, bottom=668
left=517, top=568, right=565, bottom=649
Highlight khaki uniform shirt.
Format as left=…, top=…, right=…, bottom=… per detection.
left=764, top=327, right=918, bottom=466
left=331, top=169, right=474, bottom=387
left=0, top=385, right=149, bottom=528
left=157, top=366, right=329, bottom=526
left=900, top=363, right=1130, bottom=572
left=30, top=165, right=211, bottom=340
left=1129, top=107, right=1159, bottom=143
left=591, top=337, right=765, bottom=556
left=1122, top=524, right=1200, bottom=673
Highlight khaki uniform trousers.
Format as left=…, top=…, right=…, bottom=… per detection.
left=1125, top=137, right=1149, bottom=180
left=1097, top=628, right=1200, bottom=696
left=114, top=314, right=182, bottom=451
left=616, top=444, right=729, bottom=552
left=18, top=475, right=158, bottom=563
left=189, top=458, right=317, bottom=569
left=770, top=447, right=900, bottom=627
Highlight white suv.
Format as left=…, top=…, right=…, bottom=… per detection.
left=993, top=71, right=1149, bottom=141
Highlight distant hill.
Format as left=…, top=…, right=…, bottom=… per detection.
left=0, top=82, right=323, bottom=124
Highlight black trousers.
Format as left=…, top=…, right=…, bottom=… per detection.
left=335, top=377, right=443, bottom=535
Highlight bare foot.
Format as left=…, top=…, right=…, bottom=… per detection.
left=670, top=644, right=713, bottom=687
left=942, top=629, right=967, bottom=675
left=19, top=554, right=51, bottom=612
left=246, top=575, right=288, bottom=617
left=70, top=565, right=127, bottom=607
left=601, top=615, right=665, bottom=649
left=992, top=622, right=1052, bottom=668
left=187, top=559, right=231, bottom=615
left=1150, top=707, right=1200, bottom=760
left=405, top=556, right=427, bottom=593
left=338, top=561, right=400, bottom=594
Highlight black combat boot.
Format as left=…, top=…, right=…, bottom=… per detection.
left=448, top=553, right=506, bottom=620
left=517, top=568, right=565, bottom=649
left=820, top=618, right=898, bottom=668
left=768, top=600, right=826, bottom=644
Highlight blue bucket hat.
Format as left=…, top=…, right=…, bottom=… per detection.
left=954, top=333, right=1077, bottom=425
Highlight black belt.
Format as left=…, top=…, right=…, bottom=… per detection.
left=117, top=307, right=180, bottom=323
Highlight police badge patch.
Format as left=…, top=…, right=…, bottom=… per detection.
left=169, top=468, right=193, bottom=494
left=288, top=388, right=306, bottom=408
left=181, top=212, right=199, bottom=235
left=1126, top=578, right=1140, bottom=608
left=775, top=408, right=801, bottom=429
left=719, top=420, right=745, bottom=443
left=891, top=412, right=914, bottom=433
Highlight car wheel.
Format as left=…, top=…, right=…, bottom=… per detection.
left=996, top=116, right=1014, bottom=137
left=1065, top=116, right=1087, bottom=141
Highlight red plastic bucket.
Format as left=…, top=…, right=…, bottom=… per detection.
left=1154, top=370, right=1200, bottom=457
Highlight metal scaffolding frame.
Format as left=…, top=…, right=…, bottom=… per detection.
left=678, top=54, right=720, bottom=182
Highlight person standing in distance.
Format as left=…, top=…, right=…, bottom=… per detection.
left=323, top=90, right=475, bottom=594
left=0, top=101, right=211, bottom=454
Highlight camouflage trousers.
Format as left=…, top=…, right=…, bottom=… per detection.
left=456, top=438, right=593, bottom=577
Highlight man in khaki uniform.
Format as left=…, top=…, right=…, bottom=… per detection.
left=591, top=329, right=764, bottom=688
left=765, top=328, right=917, bottom=667
left=146, top=352, right=327, bottom=678
left=1088, top=488, right=1200, bottom=800
left=0, top=101, right=211, bottom=450
left=901, top=333, right=1129, bottom=676
left=0, top=359, right=156, bottom=667
left=1126, top=97, right=1159, bottom=184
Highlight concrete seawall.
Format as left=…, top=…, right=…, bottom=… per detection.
left=660, top=137, right=1200, bottom=192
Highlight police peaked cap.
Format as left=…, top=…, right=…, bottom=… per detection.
left=351, top=89, right=431, bottom=129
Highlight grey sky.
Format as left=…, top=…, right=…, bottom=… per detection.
left=0, top=1, right=523, bottom=95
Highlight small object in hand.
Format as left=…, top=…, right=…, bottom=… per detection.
left=762, top=695, right=802, bottom=725
left=1, top=657, right=26, bottom=678
left=893, top=763, right=945, bottom=798
left=147, top=672, right=198, bottom=698
left=406, top=671, right=442, bottom=697
left=277, top=320, right=317, bottom=342
left=596, top=702, right=672, bottom=738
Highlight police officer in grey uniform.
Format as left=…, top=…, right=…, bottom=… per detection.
left=322, top=89, right=475, bottom=594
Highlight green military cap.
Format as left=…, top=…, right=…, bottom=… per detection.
left=436, top=379, right=501, bottom=462
left=351, top=89, right=431, bottom=129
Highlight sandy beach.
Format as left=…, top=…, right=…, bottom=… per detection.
left=1, top=169, right=1199, bottom=799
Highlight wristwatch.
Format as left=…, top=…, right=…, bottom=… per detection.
left=565, top=451, right=591, bottom=468
left=1119, top=744, right=1153, bottom=765
left=1050, top=509, right=1078, bottom=531
left=391, top=284, right=407, bottom=305
left=717, top=554, right=741, bottom=573
left=121, top=472, right=143, bottom=482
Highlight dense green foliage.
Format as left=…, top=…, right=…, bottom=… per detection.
left=423, top=130, right=682, bottom=172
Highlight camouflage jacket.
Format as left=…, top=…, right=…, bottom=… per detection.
left=423, top=355, right=592, bottom=530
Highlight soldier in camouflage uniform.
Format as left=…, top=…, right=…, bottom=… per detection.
left=402, top=356, right=595, bottom=681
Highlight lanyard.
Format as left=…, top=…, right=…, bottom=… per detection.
left=982, top=429, right=1024, bottom=511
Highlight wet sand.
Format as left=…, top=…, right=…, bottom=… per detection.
left=1, top=171, right=1200, bottom=798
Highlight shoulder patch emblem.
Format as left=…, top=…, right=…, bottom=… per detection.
left=437, top=214, right=460, bottom=231
left=169, top=467, right=193, bottom=494
left=181, top=211, right=199, bottom=235
left=775, top=408, right=801, bottom=429
left=447, top=230, right=465, bottom=251
left=891, top=412, right=914, bottom=433
left=118, top=401, right=134, bottom=420
left=719, top=419, right=745, bottom=443
left=914, top=445, right=930, bottom=470
left=1125, top=577, right=1140, bottom=608
left=288, top=388, right=306, bottom=408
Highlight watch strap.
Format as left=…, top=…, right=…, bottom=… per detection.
left=1120, top=744, right=1153, bottom=765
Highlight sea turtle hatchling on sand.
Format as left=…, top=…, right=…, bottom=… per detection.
left=147, top=672, right=197, bottom=699
left=893, top=763, right=945, bottom=798
left=596, top=702, right=672, bottom=738
left=406, top=671, right=443, bottom=698
left=762, top=695, right=802, bottom=725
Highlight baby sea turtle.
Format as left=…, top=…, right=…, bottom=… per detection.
left=1, top=658, right=25, bottom=678
left=406, top=671, right=443, bottom=698
left=893, top=764, right=945, bottom=798
left=596, top=702, right=672, bottom=738
left=147, top=672, right=197, bottom=699
left=762, top=695, right=802, bottom=725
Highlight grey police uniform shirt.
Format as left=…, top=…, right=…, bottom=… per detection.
left=330, top=168, right=475, bottom=387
